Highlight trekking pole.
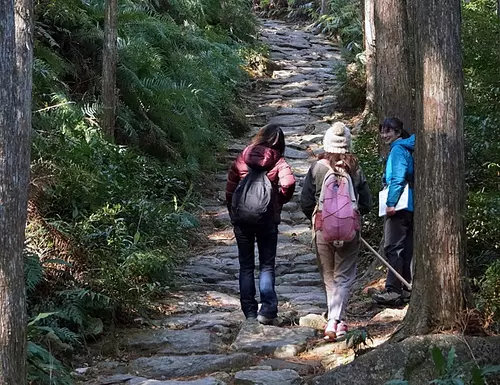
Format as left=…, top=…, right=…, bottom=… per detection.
left=360, top=237, right=412, bottom=291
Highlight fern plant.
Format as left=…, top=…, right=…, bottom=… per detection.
left=27, top=313, right=75, bottom=385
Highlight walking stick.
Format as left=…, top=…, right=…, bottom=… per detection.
left=360, top=237, right=412, bottom=291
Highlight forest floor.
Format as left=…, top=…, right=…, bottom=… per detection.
left=77, top=18, right=407, bottom=385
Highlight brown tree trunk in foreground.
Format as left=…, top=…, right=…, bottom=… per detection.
left=0, top=0, right=33, bottom=382
left=374, top=0, right=415, bottom=132
left=393, top=0, right=468, bottom=339
left=102, top=0, right=118, bottom=140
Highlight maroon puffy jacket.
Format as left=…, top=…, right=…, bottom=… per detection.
left=226, top=145, right=296, bottom=223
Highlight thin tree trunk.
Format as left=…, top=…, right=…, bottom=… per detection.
left=0, top=0, right=33, bottom=381
left=102, top=0, right=118, bottom=140
left=393, top=0, right=468, bottom=339
left=362, top=0, right=375, bottom=125
left=320, top=0, right=328, bottom=15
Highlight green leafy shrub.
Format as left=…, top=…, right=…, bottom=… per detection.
left=353, top=130, right=383, bottom=245
left=27, top=3, right=259, bottom=376
left=477, top=260, right=500, bottom=332
left=466, top=192, right=500, bottom=277
left=462, top=1, right=500, bottom=283
left=334, top=56, right=366, bottom=110
left=316, top=0, right=365, bottom=109
left=316, top=0, right=362, bottom=47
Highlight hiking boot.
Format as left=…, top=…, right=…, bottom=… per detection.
left=257, top=314, right=276, bottom=325
left=324, top=319, right=337, bottom=341
left=335, top=321, right=348, bottom=338
left=372, top=289, right=403, bottom=306
left=401, top=289, right=411, bottom=303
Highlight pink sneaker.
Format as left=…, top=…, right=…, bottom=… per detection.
left=335, top=321, right=348, bottom=338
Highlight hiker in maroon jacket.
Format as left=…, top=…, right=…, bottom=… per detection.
left=226, top=124, right=296, bottom=325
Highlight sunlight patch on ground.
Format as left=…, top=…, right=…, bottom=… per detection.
left=207, top=229, right=234, bottom=243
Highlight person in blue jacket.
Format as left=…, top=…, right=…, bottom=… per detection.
left=373, top=117, right=415, bottom=306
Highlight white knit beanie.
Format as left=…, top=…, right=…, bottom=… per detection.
left=323, top=122, right=352, bottom=154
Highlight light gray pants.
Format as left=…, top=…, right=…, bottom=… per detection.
left=315, top=230, right=360, bottom=321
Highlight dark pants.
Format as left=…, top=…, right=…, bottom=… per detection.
left=234, top=222, right=279, bottom=319
left=384, top=210, right=413, bottom=293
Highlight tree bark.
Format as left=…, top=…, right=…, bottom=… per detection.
left=393, top=0, right=468, bottom=339
left=361, top=0, right=376, bottom=125
left=320, top=0, right=328, bottom=15
left=374, top=0, right=415, bottom=132
left=102, top=0, right=118, bottom=140
left=0, top=0, right=33, bottom=382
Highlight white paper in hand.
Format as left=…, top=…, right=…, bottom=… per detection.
left=378, top=184, right=410, bottom=217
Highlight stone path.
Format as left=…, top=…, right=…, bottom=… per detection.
left=81, top=19, right=406, bottom=385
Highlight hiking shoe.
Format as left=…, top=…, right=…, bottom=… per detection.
left=401, top=289, right=411, bottom=303
left=257, top=315, right=276, bottom=325
left=335, top=321, right=348, bottom=338
left=324, top=319, right=337, bottom=341
left=372, top=289, right=402, bottom=306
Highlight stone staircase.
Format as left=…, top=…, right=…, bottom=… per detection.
left=79, top=18, right=400, bottom=385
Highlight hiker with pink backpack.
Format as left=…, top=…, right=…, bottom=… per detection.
left=300, top=122, right=372, bottom=341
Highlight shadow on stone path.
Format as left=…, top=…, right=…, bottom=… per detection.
left=82, top=19, right=407, bottom=385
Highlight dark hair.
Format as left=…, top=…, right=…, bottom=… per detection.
left=251, top=123, right=286, bottom=155
left=318, top=152, right=359, bottom=177
left=379, top=117, right=410, bottom=139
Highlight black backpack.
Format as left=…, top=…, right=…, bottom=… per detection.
left=231, top=168, right=275, bottom=225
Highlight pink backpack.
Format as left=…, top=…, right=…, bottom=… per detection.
left=317, top=159, right=360, bottom=242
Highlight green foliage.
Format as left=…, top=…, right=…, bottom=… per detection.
left=462, top=0, right=500, bottom=118
left=34, top=0, right=256, bottom=168
left=30, top=105, right=198, bottom=304
left=156, top=0, right=257, bottom=43
left=27, top=312, right=75, bottom=385
left=466, top=191, right=500, bottom=277
left=29, top=0, right=258, bottom=313
left=287, top=0, right=317, bottom=20
left=476, top=259, right=500, bottom=332
left=334, top=57, right=366, bottom=109
left=461, top=1, right=500, bottom=289
left=27, top=3, right=258, bottom=383
left=25, top=252, right=45, bottom=293
left=316, top=0, right=364, bottom=109
left=316, top=0, right=362, bottom=50
left=353, top=130, right=383, bottom=245
left=28, top=341, right=74, bottom=385
left=345, top=328, right=372, bottom=356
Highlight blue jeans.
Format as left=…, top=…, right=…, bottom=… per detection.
left=234, top=222, right=279, bottom=319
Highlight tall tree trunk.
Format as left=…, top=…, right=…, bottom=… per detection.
left=102, top=0, right=118, bottom=140
left=362, top=0, right=376, bottom=125
left=374, top=0, right=415, bottom=132
left=320, top=0, right=328, bottom=15
left=393, top=0, right=468, bottom=339
left=0, top=0, right=33, bottom=381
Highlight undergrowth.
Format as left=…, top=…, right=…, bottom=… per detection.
left=28, top=0, right=259, bottom=381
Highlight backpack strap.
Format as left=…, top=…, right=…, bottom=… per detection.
left=318, top=159, right=358, bottom=210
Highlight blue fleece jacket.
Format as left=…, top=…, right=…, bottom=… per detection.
left=384, top=134, right=415, bottom=211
